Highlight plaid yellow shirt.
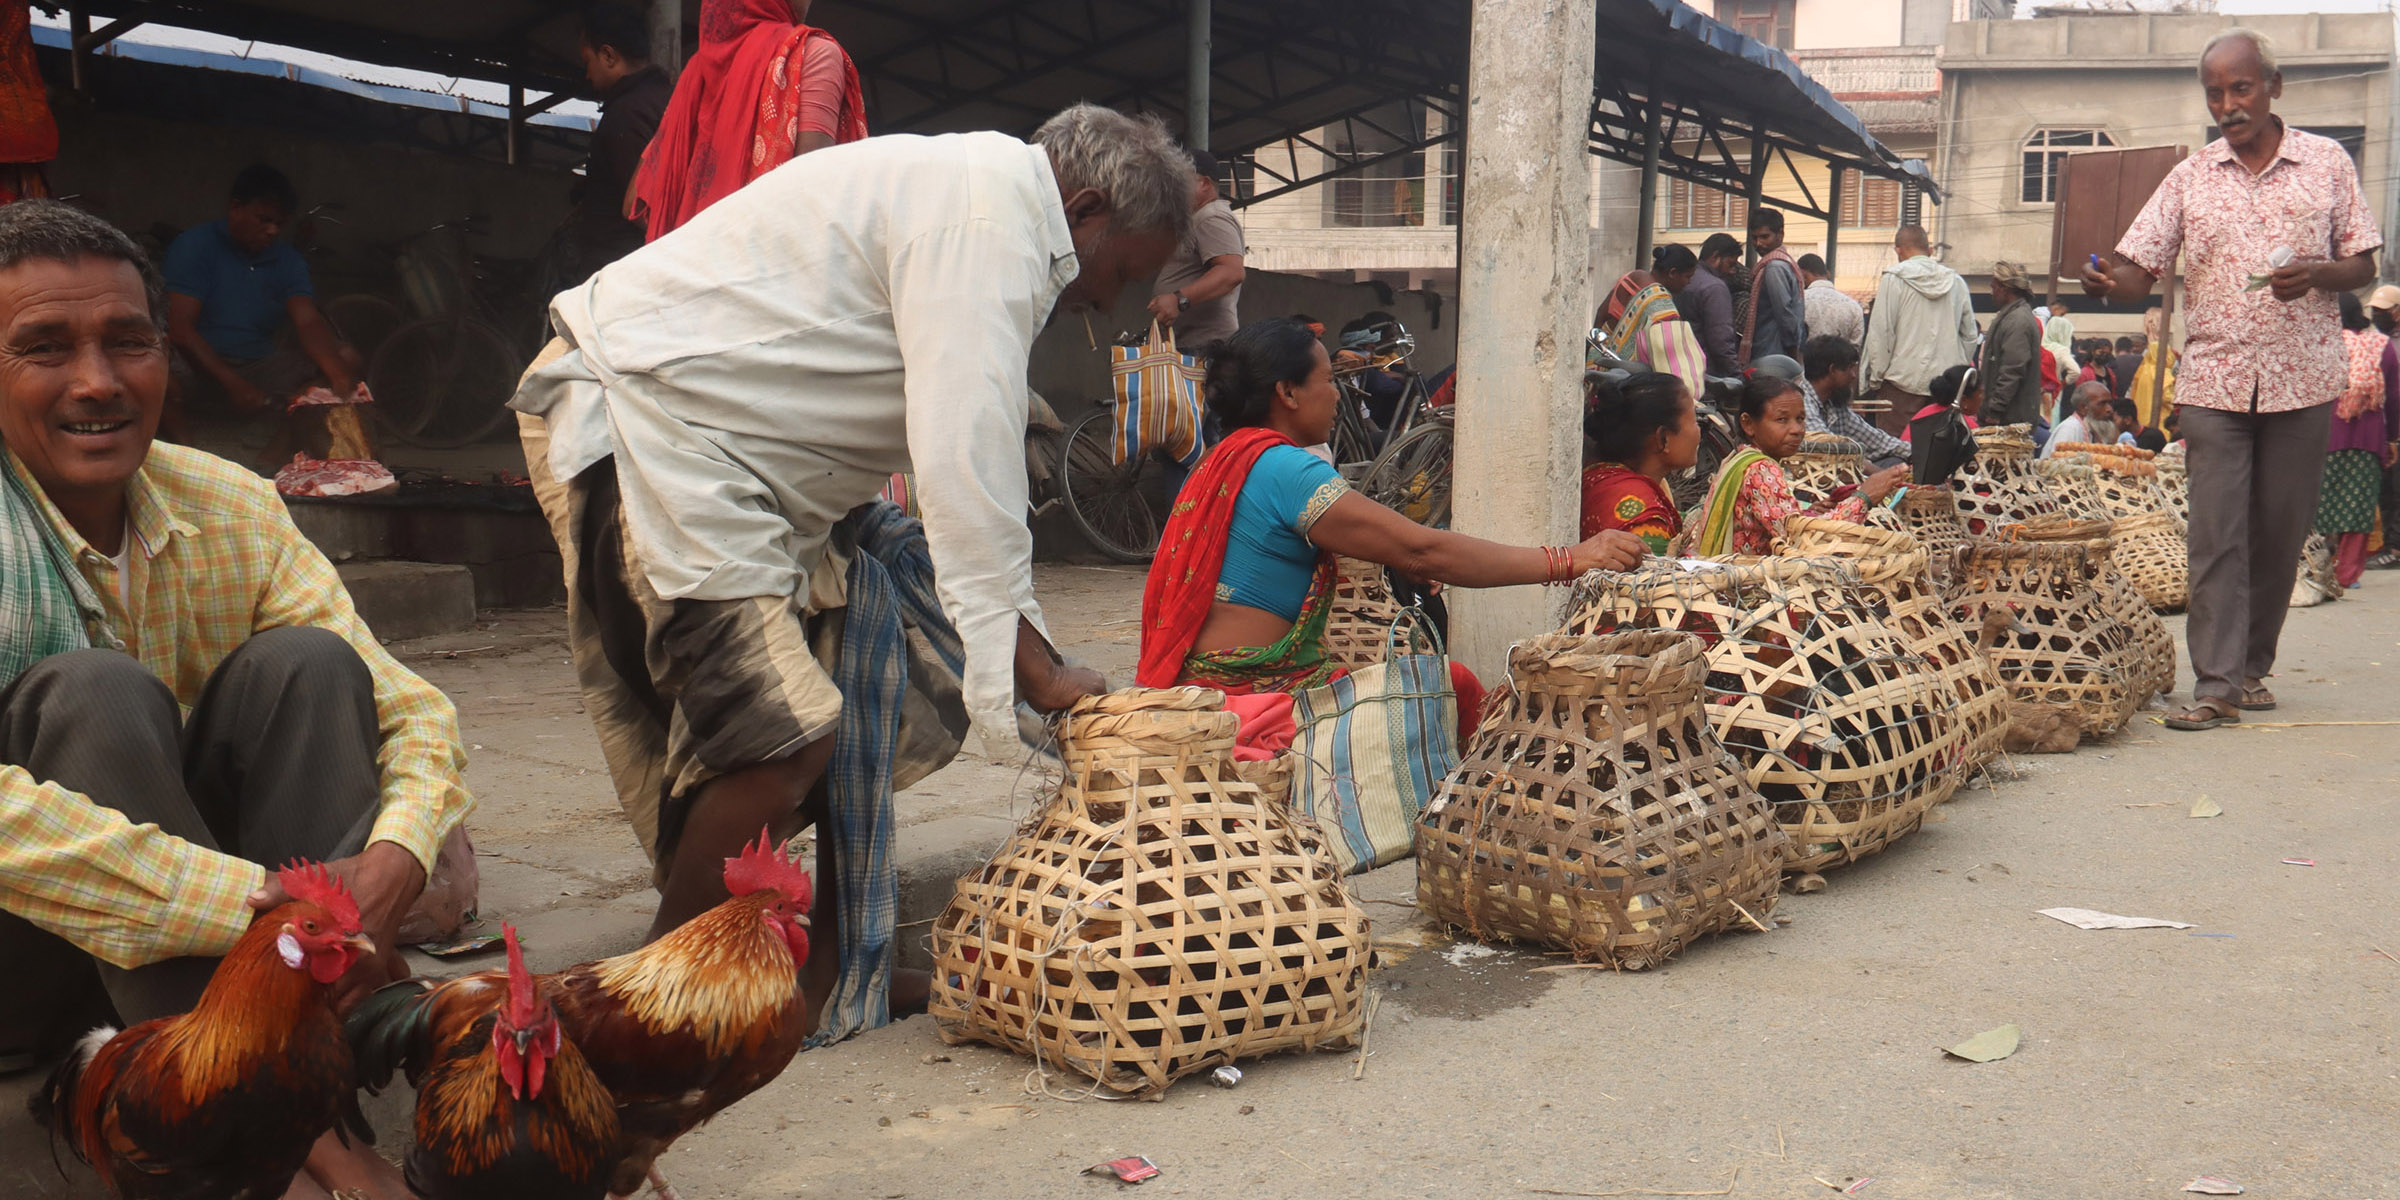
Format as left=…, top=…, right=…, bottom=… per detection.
left=2, top=443, right=471, bottom=968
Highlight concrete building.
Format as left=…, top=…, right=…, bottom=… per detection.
left=1935, top=10, right=2396, bottom=327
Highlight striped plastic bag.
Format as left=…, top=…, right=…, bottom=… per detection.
left=1112, top=320, right=1206, bottom=469
left=1289, top=611, right=1459, bottom=875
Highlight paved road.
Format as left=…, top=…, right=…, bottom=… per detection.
left=10, top=568, right=2400, bottom=1198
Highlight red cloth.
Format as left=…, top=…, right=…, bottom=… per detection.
left=1220, top=660, right=1487, bottom=755
left=1579, top=463, right=1678, bottom=548
left=630, top=0, right=867, bottom=241
left=0, top=1, right=53, bottom=166
left=1137, top=427, right=1297, bottom=687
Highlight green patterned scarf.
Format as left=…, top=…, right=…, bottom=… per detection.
left=0, top=455, right=101, bottom=690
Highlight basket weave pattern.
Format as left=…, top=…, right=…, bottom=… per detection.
left=1415, top=631, right=1787, bottom=968
left=1779, top=518, right=2011, bottom=774
left=928, top=688, right=1369, bottom=1098
left=1559, top=559, right=1960, bottom=873
left=2011, top=517, right=2177, bottom=698
left=1948, top=539, right=2146, bottom=738
left=2104, top=510, right=2190, bottom=613
left=1321, top=556, right=1402, bottom=670
left=2034, top=458, right=2115, bottom=523
left=1784, top=435, right=1868, bottom=511
left=2154, top=454, right=2191, bottom=524
left=1951, top=425, right=2060, bottom=538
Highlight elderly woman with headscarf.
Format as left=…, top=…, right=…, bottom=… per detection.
left=630, top=0, right=869, bottom=241
left=1594, top=262, right=1708, bottom=394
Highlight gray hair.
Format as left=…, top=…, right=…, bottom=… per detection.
left=1033, top=103, right=1195, bottom=241
left=2200, top=27, right=2278, bottom=79
left=0, top=199, right=164, bottom=328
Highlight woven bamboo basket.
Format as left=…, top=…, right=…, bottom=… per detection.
left=2155, top=452, right=2190, bottom=524
left=928, top=688, right=1369, bottom=1098
left=2011, top=516, right=2177, bottom=698
left=1559, top=558, right=1959, bottom=873
left=1951, top=424, right=2060, bottom=537
left=2034, top=457, right=2116, bottom=522
left=1948, top=539, right=2145, bottom=738
left=1779, top=518, right=2011, bottom=774
left=1414, top=630, right=1787, bottom=968
left=2101, top=510, right=2189, bottom=613
left=1321, top=556, right=1401, bottom=670
left=2294, top=532, right=2344, bottom=606
left=1784, top=434, right=1869, bottom=510
left=1896, top=485, right=1971, bottom=589
left=2054, top=442, right=2181, bottom=528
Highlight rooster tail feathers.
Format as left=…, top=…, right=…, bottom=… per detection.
left=343, top=978, right=439, bottom=1093
left=28, top=1025, right=112, bottom=1172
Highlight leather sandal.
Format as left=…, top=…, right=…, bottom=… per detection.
left=2236, top=681, right=2277, bottom=711
left=2165, top=697, right=2241, bottom=731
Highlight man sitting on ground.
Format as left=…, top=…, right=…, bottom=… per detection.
left=163, top=164, right=357, bottom=418
left=1799, top=333, right=1906, bottom=467
left=0, top=200, right=465, bottom=1197
left=2040, top=382, right=2116, bottom=458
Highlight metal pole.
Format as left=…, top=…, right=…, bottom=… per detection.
left=1743, top=133, right=1768, bottom=270
left=1823, top=166, right=1843, bottom=280
left=507, top=80, right=525, bottom=166
left=1448, top=0, right=1598, bottom=678
left=1186, top=0, right=1211, bottom=151
left=1634, top=92, right=1662, bottom=268
left=69, top=2, right=89, bottom=92
left=649, top=0, right=684, bottom=79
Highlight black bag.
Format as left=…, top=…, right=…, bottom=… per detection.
left=1910, top=407, right=1978, bottom=485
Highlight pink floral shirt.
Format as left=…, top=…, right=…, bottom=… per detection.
left=2116, top=125, right=2382, bottom=414
left=1725, top=456, right=1868, bottom=556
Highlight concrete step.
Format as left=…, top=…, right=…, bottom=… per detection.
left=337, top=561, right=478, bottom=641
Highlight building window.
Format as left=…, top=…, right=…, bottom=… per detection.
left=1836, top=170, right=1903, bottom=229
left=2020, top=128, right=2117, bottom=204
left=1664, top=177, right=1749, bottom=231
left=1725, top=0, right=1795, bottom=50
left=1323, top=102, right=1429, bottom=229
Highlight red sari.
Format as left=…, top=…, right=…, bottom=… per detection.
left=1580, top=463, right=1679, bottom=552
left=630, top=0, right=869, bottom=241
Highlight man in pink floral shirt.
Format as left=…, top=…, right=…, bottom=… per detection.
left=2084, top=28, right=2380, bottom=730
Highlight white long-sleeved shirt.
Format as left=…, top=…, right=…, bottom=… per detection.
left=513, top=132, right=1078, bottom=757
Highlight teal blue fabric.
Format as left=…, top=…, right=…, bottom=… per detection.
left=0, top=461, right=101, bottom=691
left=161, top=220, right=313, bottom=360
left=1218, top=444, right=1343, bottom=620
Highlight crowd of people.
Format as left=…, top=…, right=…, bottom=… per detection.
left=0, top=11, right=2389, bottom=1197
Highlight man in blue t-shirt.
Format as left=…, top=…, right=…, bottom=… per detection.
left=163, top=164, right=357, bottom=415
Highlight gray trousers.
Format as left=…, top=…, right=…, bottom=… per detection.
left=2181, top=402, right=2334, bottom=704
left=0, top=627, right=381, bottom=1048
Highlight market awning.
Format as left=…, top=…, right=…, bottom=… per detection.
left=51, top=0, right=1933, bottom=213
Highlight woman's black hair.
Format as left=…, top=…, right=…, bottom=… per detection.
left=2340, top=289, right=2370, bottom=332
left=1733, top=372, right=1797, bottom=431
left=1699, top=232, right=1744, bottom=262
left=1651, top=243, right=1697, bottom=274
left=1203, top=317, right=1324, bottom=431
left=1583, top=370, right=1688, bottom=462
left=1929, top=362, right=1975, bottom=407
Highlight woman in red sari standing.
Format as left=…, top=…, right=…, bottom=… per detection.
left=630, top=0, right=869, bottom=241
left=1138, top=318, right=1645, bottom=754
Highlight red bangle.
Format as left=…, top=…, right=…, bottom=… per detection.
left=1544, top=545, right=1572, bottom=583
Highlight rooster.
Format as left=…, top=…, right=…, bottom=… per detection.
left=348, top=923, right=619, bottom=1200
left=31, top=862, right=375, bottom=1200
left=355, top=829, right=812, bottom=1200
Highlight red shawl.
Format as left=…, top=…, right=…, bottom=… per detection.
left=0, top=1, right=54, bottom=166
left=1136, top=427, right=1296, bottom=687
left=631, top=0, right=868, bottom=241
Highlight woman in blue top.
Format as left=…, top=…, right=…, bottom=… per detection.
left=1138, top=318, right=1644, bottom=746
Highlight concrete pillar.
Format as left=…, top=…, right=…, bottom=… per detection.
left=1448, top=0, right=1598, bottom=679
left=1186, top=0, right=1212, bottom=151
left=649, top=0, right=684, bottom=78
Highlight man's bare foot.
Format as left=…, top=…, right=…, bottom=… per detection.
left=891, top=967, right=932, bottom=1019
left=300, top=1130, right=409, bottom=1200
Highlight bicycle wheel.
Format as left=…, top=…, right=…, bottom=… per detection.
left=1360, top=420, right=1454, bottom=529
left=368, top=317, right=527, bottom=448
left=322, top=293, right=407, bottom=363
left=1057, top=408, right=1165, bottom=563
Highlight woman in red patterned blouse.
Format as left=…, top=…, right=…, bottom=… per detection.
left=1689, top=375, right=1907, bottom=556
left=1579, top=369, right=1699, bottom=552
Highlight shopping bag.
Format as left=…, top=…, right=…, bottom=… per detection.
left=1290, top=609, right=1459, bottom=875
left=1111, top=320, right=1206, bottom=469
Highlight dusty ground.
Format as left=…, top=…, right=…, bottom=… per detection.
left=9, top=565, right=2400, bottom=1199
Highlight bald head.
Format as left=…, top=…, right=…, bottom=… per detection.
left=2072, top=381, right=2113, bottom=417
left=2200, top=28, right=2278, bottom=81
left=1894, top=224, right=1931, bottom=259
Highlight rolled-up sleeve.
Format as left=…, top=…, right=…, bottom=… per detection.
left=255, top=528, right=471, bottom=876
left=1, top=765, right=265, bottom=968
left=888, top=218, right=1051, bottom=757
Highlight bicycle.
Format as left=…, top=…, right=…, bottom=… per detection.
left=365, top=217, right=546, bottom=449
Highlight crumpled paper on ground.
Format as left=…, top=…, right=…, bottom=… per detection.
left=2037, top=907, right=2195, bottom=931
